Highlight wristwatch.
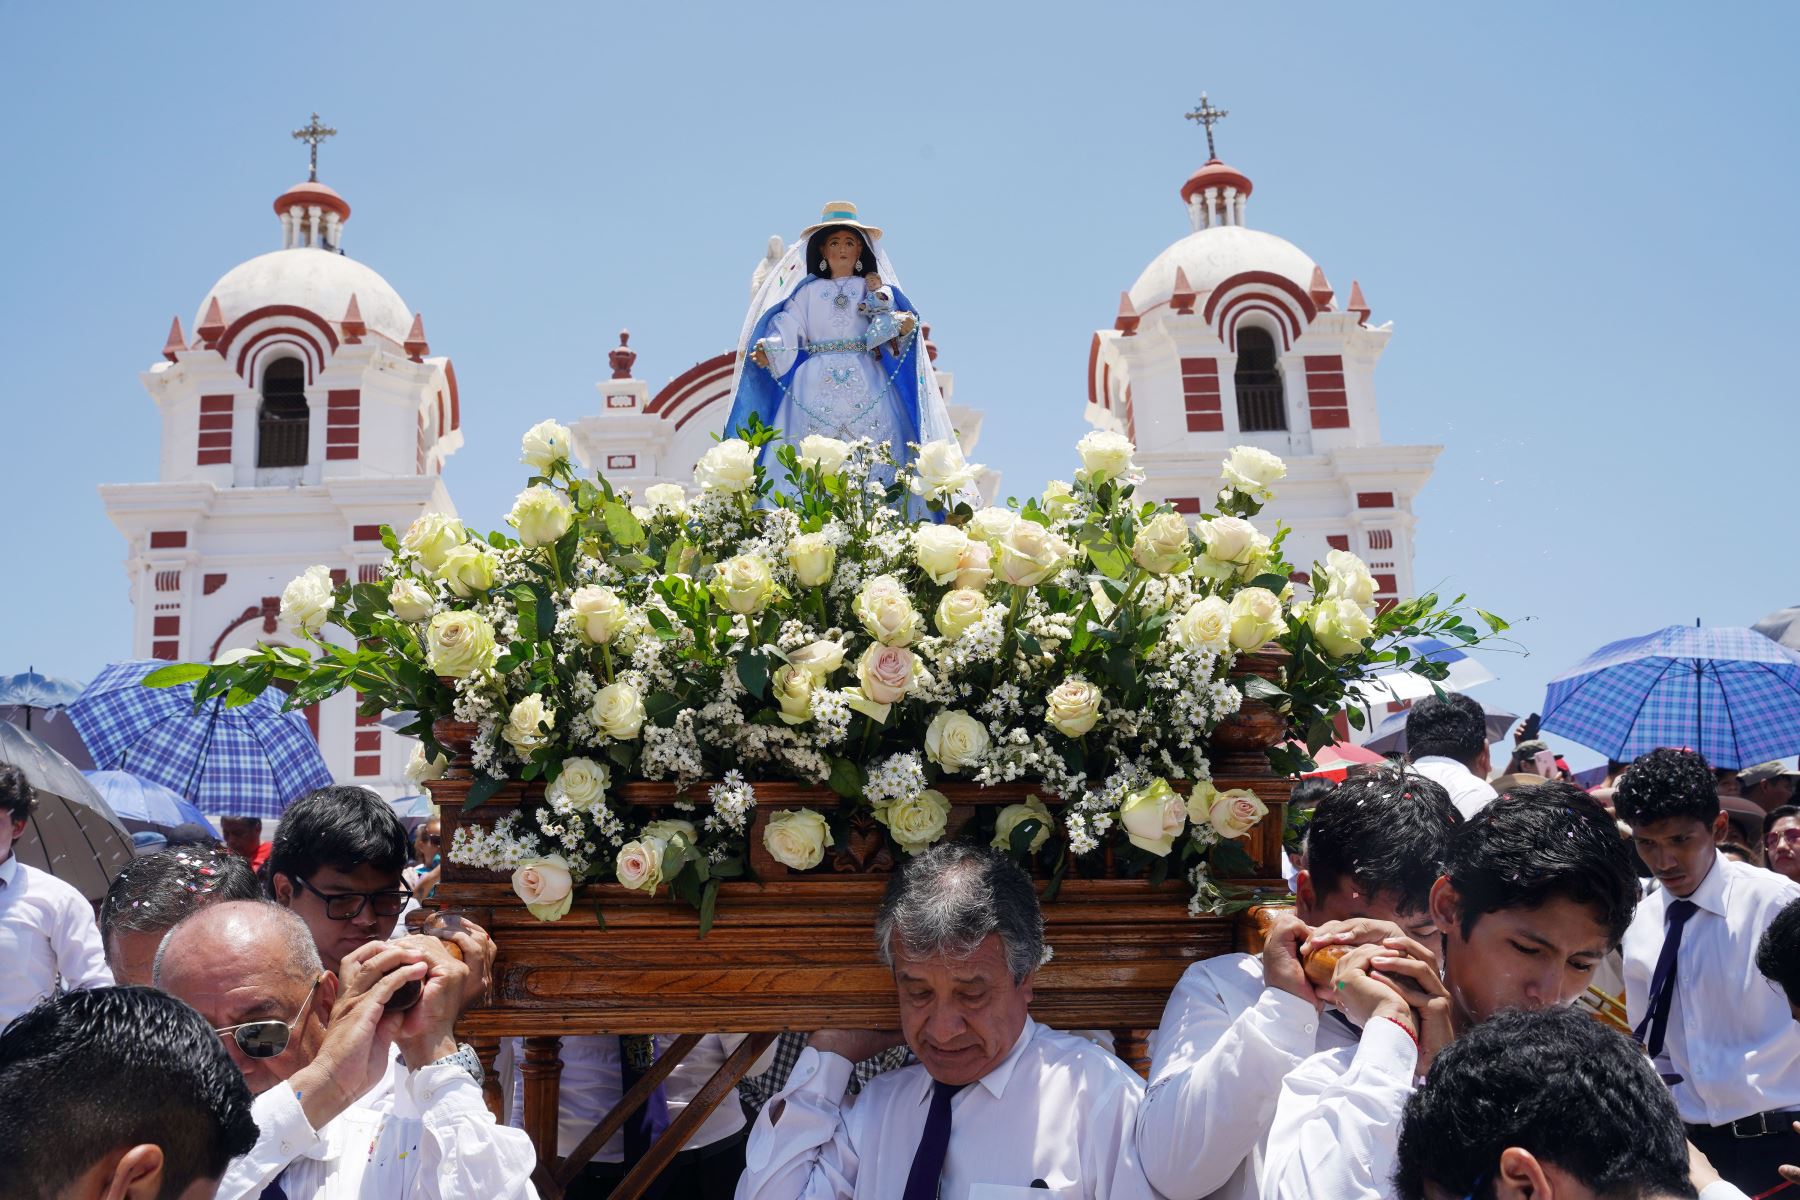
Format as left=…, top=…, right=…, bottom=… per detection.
left=430, top=1042, right=485, bottom=1086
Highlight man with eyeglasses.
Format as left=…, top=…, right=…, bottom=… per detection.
left=154, top=899, right=539, bottom=1199
left=268, top=785, right=421, bottom=973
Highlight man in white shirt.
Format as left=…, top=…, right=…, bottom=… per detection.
left=154, top=899, right=539, bottom=1200
left=0, top=763, right=112, bottom=1025
left=736, top=842, right=1153, bottom=1199
left=99, top=844, right=263, bottom=985
left=267, top=785, right=418, bottom=974
left=0, top=985, right=260, bottom=1200
left=1404, top=694, right=1498, bottom=820
left=1260, top=783, right=1640, bottom=1200
left=1138, top=766, right=1462, bottom=1200
left=1615, top=749, right=1800, bottom=1193
left=1394, top=1005, right=1752, bottom=1200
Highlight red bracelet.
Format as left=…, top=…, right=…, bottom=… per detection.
left=1383, top=1015, right=1419, bottom=1050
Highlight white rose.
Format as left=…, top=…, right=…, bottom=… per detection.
left=1228, top=587, right=1285, bottom=650
left=615, top=838, right=664, bottom=893
left=913, top=524, right=971, bottom=586
left=641, top=818, right=697, bottom=848
left=935, top=588, right=990, bottom=639
left=1221, top=445, right=1287, bottom=502
left=1041, top=479, right=1075, bottom=518
left=710, top=554, right=777, bottom=616
left=511, top=855, right=574, bottom=921
left=992, top=795, right=1054, bottom=855
left=1196, top=517, right=1261, bottom=565
left=1309, top=597, right=1375, bottom=657
left=694, top=438, right=758, bottom=493
left=996, top=521, right=1073, bottom=588
left=785, top=532, right=836, bottom=588
left=787, top=639, right=846, bottom=681
left=1322, top=549, right=1377, bottom=608
left=388, top=577, right=434, bottom=622
left=954, top=541, right=993, bottom=591
left=426, top=611, right=499, bottom=678
left=1119, top=779, right=1186, bottom=856
left=519, top=419, right=573, bottom=473
left=854, top=575, right=922, bottom=646
left=591, top=681, right=646, bottom=740
left=1208, top=788, right=1269, bottom=839
left=797, top=435, right=852, bottom=477
left=279, top=565, right=335, bottom=633
left=884, top=790, right=951, bottom=855
left=910, top=439, right=980, bottom=499
left=503, top=694, right=556, bottom=757
left=435, top=542, right=497, bottom=598
left=857, top=644, right=919, bottom=705
left=925, top=709, right=990, bottom=772
left=966, top=507, right=1019, bottom=543
left=569, top=586, right=628, bottom=645
left=771, top=664, right=815, bottom=725
left=405, top=744, right=448, bottom=785
left=401, top=512, right=466, bottom=571
left=1075, top=430, right=1137, bottom=484
left=1046, top=679, right=1103, bottom=738
left=1130, top=511, right=1193, bottom=575
left=1174, top=596, right=1233, bottom=653
left=547, top=756, right=610, bottom=813
left=641, top=482, right=689, bottom=517
left=506, top=485, right=574, bottom=547
left=764, top=808, right=834, bottom=871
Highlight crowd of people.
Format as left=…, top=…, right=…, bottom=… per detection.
left=1, top=692, right=1799, bottom=1200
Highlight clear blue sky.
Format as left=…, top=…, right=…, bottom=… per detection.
left=2, top=3, right=1795, bottom=769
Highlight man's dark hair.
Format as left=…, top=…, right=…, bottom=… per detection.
left=1445, top=782, right=1639, bottom=945
left=100, top=846, right=262, bottom=946
left=266, top=784, right=408, bottom=888
left=1305, top=766, right=1461, bottom=914
left=1756, top=897, right=1800, bottom=1009
left=0, top=763, right=33, bottom=824
left=1614, top=747, right=1720, bottom=828
left=0, top=986, right=258, bottom=1200
left=1285, top=776, right=1337, bottom=853
left=1394, top=1006, right=1695, bottom=1200
left=1405, top=694, right=1487, bottom=766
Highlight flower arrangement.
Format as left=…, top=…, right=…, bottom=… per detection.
left=156, top=417, right=1499, bottom=928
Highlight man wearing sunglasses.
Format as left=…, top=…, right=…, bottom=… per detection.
left=268, top=785, right=419, bottom=974
left=155, top=899, right=538, bottom=1199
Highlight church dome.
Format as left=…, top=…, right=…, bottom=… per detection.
left=1128, top=225, right=1318, bottom=313
left=197, top=249, right=413, bottom=344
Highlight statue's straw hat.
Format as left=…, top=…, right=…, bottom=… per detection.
left=800, top=201, right=883, bottom=240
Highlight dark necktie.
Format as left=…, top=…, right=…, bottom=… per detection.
left=903, top=1079, right=968, bottom=1200
left=619, top=1035, right=671, bottom=1182
left=258, top=1178, right=288, bottom=1200
left=1633, top=898, right=1700, bottom=1060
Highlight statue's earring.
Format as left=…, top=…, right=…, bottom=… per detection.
left=856, top=258, right=865, bottom=271
left=818, top=258, right=828, bottom=272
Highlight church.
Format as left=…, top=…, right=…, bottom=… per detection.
left=97, top=103, right=1435, bottom=796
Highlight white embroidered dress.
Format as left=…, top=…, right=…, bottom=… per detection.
left=758, top=275, right=904, bottom=455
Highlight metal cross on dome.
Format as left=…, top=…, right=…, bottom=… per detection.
left=1184, top=93, right=1229, bottom=161
left=291, top=112, right=337, bottom=183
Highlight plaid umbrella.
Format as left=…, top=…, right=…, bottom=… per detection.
left=1541, top=626, right=1800, bottom=770
left=0, top=721, right=133, bottom=902
left=68, top=660, right=332, bottom=822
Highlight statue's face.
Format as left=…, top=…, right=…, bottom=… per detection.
left=823, top=228, right=862, bottom=276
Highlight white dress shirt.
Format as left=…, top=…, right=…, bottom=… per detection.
left=1138, top=953, right=1359, bottom=1200
left=1408, top=757, right=1498, bottom=820
left=0, top=853, right=112, bottom=1025
left=1259, top=1016, right=1416, bottom=1199
left=736, top=1016, right=1154, bottom=1200
left=506, top=1033, right=751, bottom=1160
left=1622, top=851, right=1800, bottom=1125
left=216, top=1054, right=539, bottom=1200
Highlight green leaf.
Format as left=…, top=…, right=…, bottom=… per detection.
left=1240, top=675, right=1289, bottom=703
left=644, top=692, right=683, bottom=725
left=603, top=501, right=647, bottom=547
left=1210, top=839, right=1257, bottom=879
left=591, top=898, right=607, bottom=929
left=1085, top=542, right=1131, bottom=580
left=1008, top=818, right=1044, bottom=862
left=710, top=856, right=745, bottom=879
left=737, top=651, right=769, bottom=699
left=1247, top=572, right=1291, bottom=593
left=697, top=877, right=721, bottom=938
left=606, top=742, right=634, bottom=768
left=645, top=608, right=677, bottom=641
left=461, top=775, right=506, bottom=812
left=143, top=663, right=210, bottom=688
left=828, top=757, right=865, bottom=800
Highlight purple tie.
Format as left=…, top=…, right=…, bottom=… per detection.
left=903, top=1079, right=967, bottom=1200
left=1633, top=898, right=1699, bottom=1060
left=258, top=1178, right=288, bottom=1200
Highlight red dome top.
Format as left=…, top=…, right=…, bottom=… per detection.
left=273, top=181, right=351, bottom=223
left=1180, top=159, right=1254, bottom=205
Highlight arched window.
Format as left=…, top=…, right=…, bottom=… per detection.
left=257, top=358, right=309, bottom=468
left=1234, top=328, right=1287, bottom=432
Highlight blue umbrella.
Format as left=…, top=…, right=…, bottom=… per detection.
left=389, top=793, right=436, bottom=820
left=68, top=660, right=332, bottom=822
left=1542, top=625, right=1800, bottom=770
left=82, top=770, right=218, bottom=835
left=0, top=669, right=86, bottom=711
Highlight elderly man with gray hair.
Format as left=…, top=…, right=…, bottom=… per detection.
left=735, top=843, right=1154, bottom=1200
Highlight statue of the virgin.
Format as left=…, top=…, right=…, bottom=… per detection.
left=723, top=202, right=958, bottom=486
